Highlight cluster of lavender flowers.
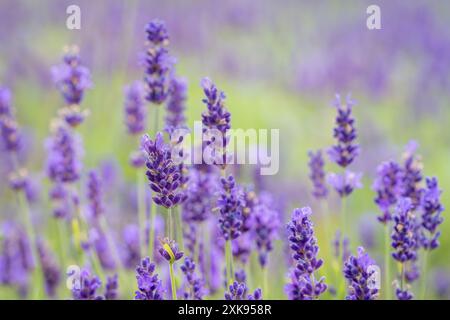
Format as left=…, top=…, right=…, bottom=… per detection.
left=286, top=207, right=327, bottom=300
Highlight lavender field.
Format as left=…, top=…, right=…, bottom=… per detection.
left=1, top=0, right=450, bottom=300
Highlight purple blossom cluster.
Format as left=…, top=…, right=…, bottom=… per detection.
left=420, top=177, right=444, bottom=250
left=373, top=161, right=402, bottom=223
left=343, top=247, right=379, bottom=300
left=124, top=81, right=146, bottom=135
left=308, top=150, right=328, bottom=199
left=286, top=207, right=327, bottom=300
left=51, top=48, right=92, bottom=127
left=224, top=281, right=262, bottom=300
left=135, top=257, right=163, bottom=300
left=180, top=257, right=205, bottom=300
left=217, top=175, right=244, bottom=241
left=165, top=77, right=187, bottom=133
left=141, top=132, right=185, bottom=208
left=144, top=20, right=173, bottom=105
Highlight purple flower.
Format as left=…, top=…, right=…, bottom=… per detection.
left=286, top=207, right=327, bottom=299
left=87, top=170, right=103, bottom=218
left=144, top=20, right=172, bottom=105
left=0, top=86, right=12, bottom=117
left=396, top=287, right=413, bottom=300
left=399, top=141, right=423, bottom=207
left=0, top=116, right=21, bottom=152
left=201, top=77, right=231, bottom=168
left=51, top=49, right=92, bottom=105
left=145, top=19, right=169, bottom=45
left=373, top=161, right=402, bottom=223
left=122, top=224, right=140, bottom=269
left=327, top=171, right=362, bottom=197
left=224, top=281, right=262, bottom=300
left=343, top=247, right=379, bottom=300
left=8, top=168, right=29, bottom=191
left=124, top=81, right=146, bottom=135
left=391, top=198, right=417, bottom=262
left=49, top=182, right=71, bottom=218
left=135, top=257, right=163, bottom=300
left=158, top=238, right=184, bottom=263
left=420, top=177, right=444, bottom=250
left=217, top=175, right=244, bottom=241
left=180, top=257, right=205, bottom=300
left=45, top=122, right=83, bottom=183
left=308, top=150, right=328, bottom=199
left=141, top=132, right=184, bottom=208
left=37, top=240, right=61, bottom=298
left=165, top=77, right=187, bottom=133
left=251, top=202, right=279, bottom=267
left=241, top=189, right=258, bottom=233
left=232, top=233, right=252, bottom=264
left=182, top=167, right=218, bottom=222
left=72, top=268, right=103, bottom=300
left=328, top=94, right=359, bottom=168
left=104, top=274, right=118, bottom=300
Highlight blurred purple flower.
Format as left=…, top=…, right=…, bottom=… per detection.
left=135, top=257, right=163, bottom=300
left=165, top=76, right=187, bottom=133
left=308, top=150, right=328, bottom=199
left=124, top=81, right=146, bottom=135
left=327, top=171, right=362, bottom=197
left=104, top=274, right=118, bottom=300
left=373, top=160, right=402, bottom=223
left=420, top=177, right=444, bottom=250
left=37, top=240, right=61, bottom=298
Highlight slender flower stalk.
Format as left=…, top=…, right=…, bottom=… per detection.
left=224, top=281, right=262, bottom=300
left=71, top=268, right=103, bottom=300
left=308, top=150, right=328, bottom=199
left=180, top=257, right=205, bottom=300
left=158, top=238, right=184, bottom=300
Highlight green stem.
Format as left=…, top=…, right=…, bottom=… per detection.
left=175, top=206, right=184, bottom=251
left=153, top=105, right=160, bottom=135
left=169, top=262, right=177, bottom=300
left=400, top=262, right=405, bottom=293
left=225, top=240, right=234, bottom=286
left=384, top=224, right=391, bottom=300
left=421, top=249, right=430, bottom=300
left=148, top=200, right=156, bottom=260
left=137, top=172, right=147, bottom=258
left=168, top=207, right=174, bottom=240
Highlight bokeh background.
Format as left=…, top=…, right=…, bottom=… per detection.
left=1, top=0, right=450, bottom=299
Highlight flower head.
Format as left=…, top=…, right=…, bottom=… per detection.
left=327, top=171, right=362, bottom=197
left=45, top=121, right=83, bottom=183
left=420, top=177, right=444, bottom=250
left=343, top=247, right=379, bottom=300
left=373, top=161, right=402, bottom=223
left=124, top=81, right=146, bottom=135
left=328, top=94, right=359, bottom=168
left=251, top=202, right=279, bottom=267
left=217, top=175, right=244, bottom=241
left=104, top=274, right=118, bottom=300
left=165, top=77, right=187, bottom=133
left=201, top=78, right=231, bottom=168
left=399, top=141, right=423, bottom=207
left=87, top=170, right=103, bottom=218
left=144, top=20, right=172, bottom=105
left=308, top=150, right=328, bottom=199
left=135, top=257, right=163, bottom=300
left=224, top=281, right=262, bottom=300
left=180, top=257, right=205, bottom=300
left=37, top=240, right=61, bottom=298
left=158, top=238, right=184, bottom=264
left=286, top=207, right=327, bottom=299
left=391, top=198, right=417, bottom=262
left=71, top=268, right=103, bottom=300
left=141, top=132, right=184, bottom=208
left=0, top=116, right=21, bottom=152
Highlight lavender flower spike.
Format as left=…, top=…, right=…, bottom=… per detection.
left=141, top=132, right=184, bottom=208
left=87, top=170, right=104, bottom=218
left=201, top=77, right=231, bottom=168
left=105, top=274, right=118, bottom=300
left=327, top=171, right=362, bottom=198
left=392, top=198, right=417, bottom=263
left=373, top=161, right=402, bottom=223
left=308, top=150, right=328, bottom=199
left=217, top=175, right=244, bottom=241
left=251, top=202, right=279, bottom=267
left=165, top=77, right=187, bottom=133
left=420, top=177, right=444, bottom=250
left=343, top=247, right=379, bottom=300
left=400, top=140, right=423, bottom=207
left=51, top=47, right=92, bottom=127
left=135, top=257, right=163, bottom=300
left=144, top=20, right=172, bottom=105
left=158, top=237, right=184, bottom=263
left=286, top=207, right=327, bottom=300
left=71, top=268, right=103, bottom=300
left=180, top=257, right=205, bottom=300
left=328, top=94, right=359, bottom=168
left=225, top=281, right=262, bottom=300
left=37, top=240, right=61, bottom=298
left=124, top=81, right=146, bottom=135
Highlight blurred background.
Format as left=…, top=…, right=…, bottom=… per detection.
left=1, top=0, right=450, bottom=299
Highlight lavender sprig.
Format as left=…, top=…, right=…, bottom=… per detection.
left=373, top=161, right=402, bottom=223
left=420, top=177, right=444, bottom=250
left=343, top=247, right=379, bottom=300
left=308, top=150, right=328, bottom=199
left=135, top=257, right=163, bottom=300
left=180, top=257, right=205, bottom=300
